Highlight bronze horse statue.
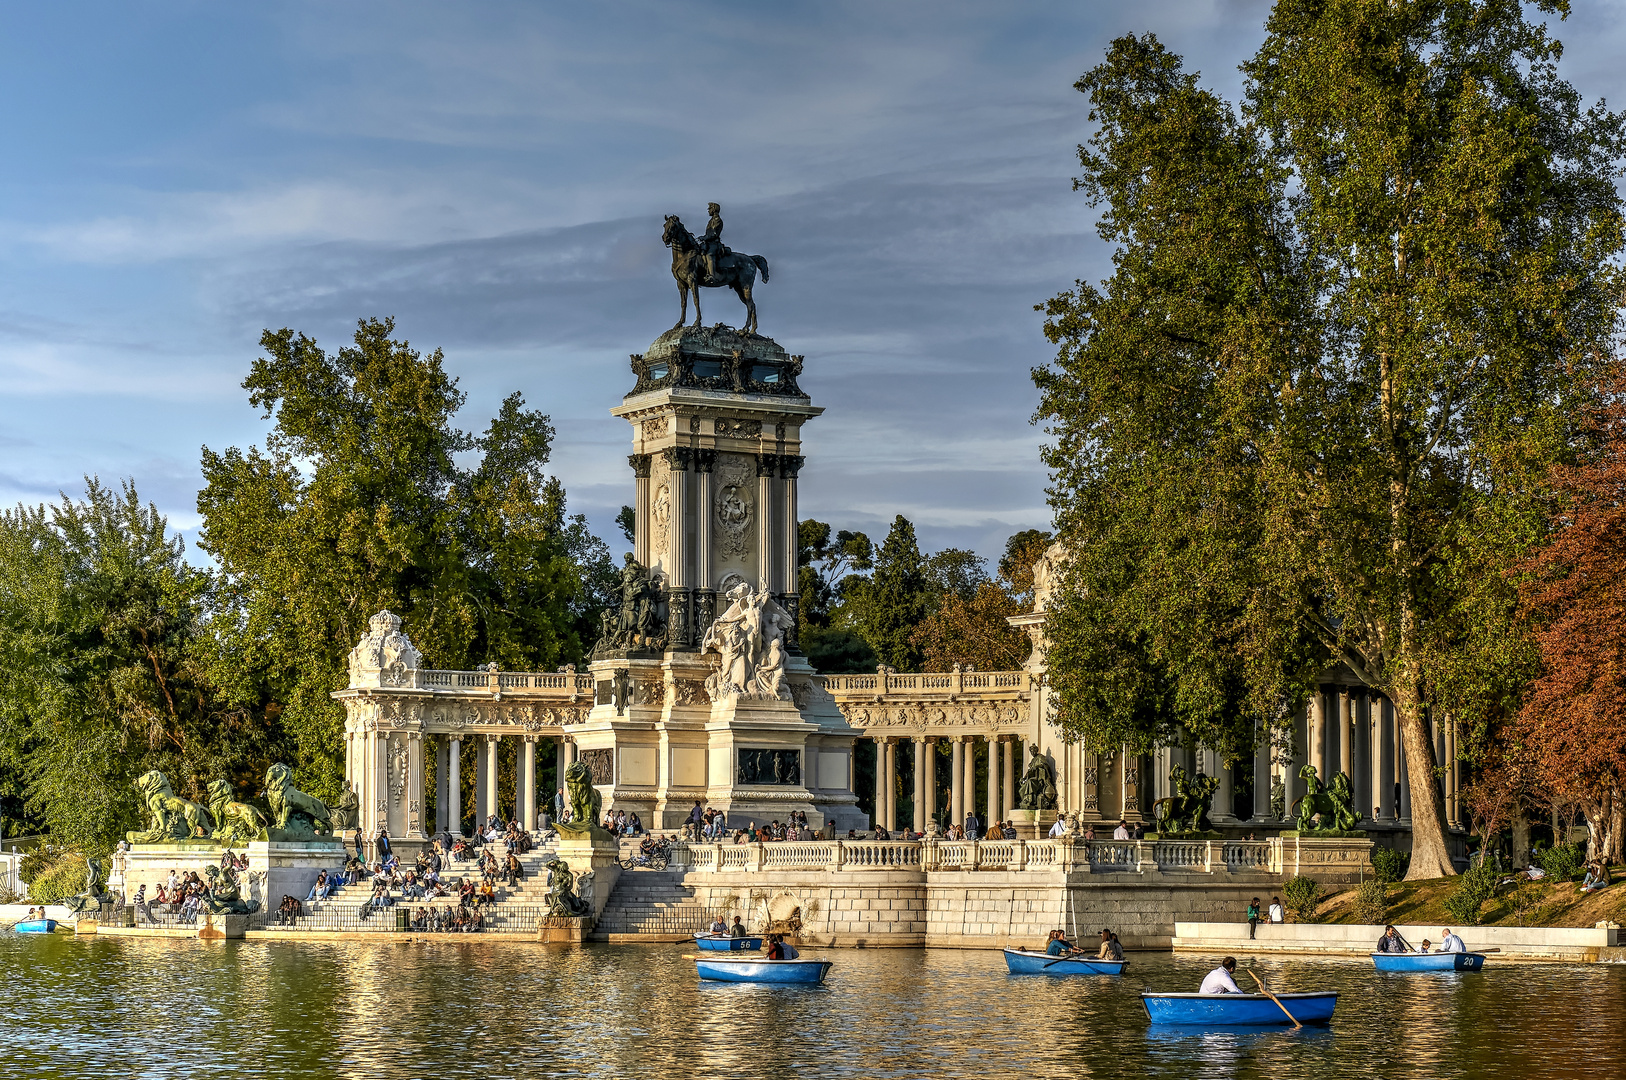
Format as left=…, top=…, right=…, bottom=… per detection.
left=662, top=215, right=770, bottom=335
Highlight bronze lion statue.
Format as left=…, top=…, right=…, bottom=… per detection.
left=265, top=763, right=333, bottom=838
left=208, top=779, right=269, bottom=845
left=127, top=770, right=214, bottom=843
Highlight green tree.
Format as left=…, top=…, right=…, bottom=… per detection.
left=198, top=318, right=597, bottom=798
left=1036, top=7, right=1624, bottom=878
left=797, top=520, right=877, bottom=673
left=0, top=481, right=271, bottom=851
left=839, top=516, right=933, bottom=671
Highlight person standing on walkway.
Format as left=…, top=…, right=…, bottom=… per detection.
left=1246, top=897, right=1261, bottom=939
left=1113, top=820, right=1130, bottom=840
left=965, top=811, right=981, bottom=840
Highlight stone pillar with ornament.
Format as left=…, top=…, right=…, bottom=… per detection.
left=575, top=317, right=864, bottom=833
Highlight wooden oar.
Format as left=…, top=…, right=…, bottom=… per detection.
left=1248, top=969, right=1302, bottom=1029
left=1394, top=930, right=1416, bottom=953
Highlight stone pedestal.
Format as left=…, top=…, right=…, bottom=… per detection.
left=538, top=916, right=592, bottom=944
left=553, top=838, right=622, bottom=924
left=1007, top=809, right=1057, bottom=840
left=123, top=839, right=346, bottom=913
left=197, top=913, right=249, bottom=940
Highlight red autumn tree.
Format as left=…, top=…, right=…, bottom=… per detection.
left=1517, top=380, right=1626, bottom=862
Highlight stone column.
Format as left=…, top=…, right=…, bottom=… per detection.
left=1445, top=717, right=1459, bottom=828
left=1252, top=722, right=1273, bottom=823
left=756, top=455, right=775, bottom=590
left=925, top=738, right=938, bottom=828
left=950, top=737, right=964, bottom=827
left=694, top=453, right=713, bottom=594
left=631, top=454, right=651, bottom=567
left=1290, top=705, right=1309, bottom=824
left=433, top=738, right=449, bottom=833
left=1121, top=745, right=1142, bottom=823
left=963, top=736, right=979, bottom=830
left=407, top=732, right=426, bottom=838
left=447, top=737, right=463, bottom=835
left=1338, top=686, right=1353, bottom=782
left=872, top=738, right=887, bottom=831
left=883, top=738, right=898, bottom=831
left=1378, top=696, right=1396, bottom=821
left=781, top=456, right=801, bottom=597
left=473, top=737, right=488, bottom=826
left=553, top=737, right=568, bottom=818
left=985, top=738, right=1000, bottom=829
left=668, top=450, right=689, bottom=587
left=912, top=737, right=927, bottom=834
left=1002, top=739, right=1016, bottom=819
left=1398, top=734, right=1412, bottom=823
left=521, top=736, right=537, bottom=830
left=1309, top=688, right=1327, bottom=787
left=1212, top=749, right=1235, bottom=824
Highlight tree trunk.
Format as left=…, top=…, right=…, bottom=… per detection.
left=1395, top=700, right=1456, bottom=879
left=1511, top=805, right=1531, bottom=870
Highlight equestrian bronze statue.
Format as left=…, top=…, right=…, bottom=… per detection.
left=662, top=203, right=770, bottom=335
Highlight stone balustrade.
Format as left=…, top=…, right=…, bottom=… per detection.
left=666, top=836, right=1358, bottom=877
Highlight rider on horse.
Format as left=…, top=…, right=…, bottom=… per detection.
left=701, top=202, right=728, bottom=282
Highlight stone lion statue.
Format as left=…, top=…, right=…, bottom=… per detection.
left=207, top=779, right=269, bottom=846
left=265, top=763, right=333, bottom=838
left=553, top=760, right=613, bottom=842
left=127, top=770, right=214, bottom=843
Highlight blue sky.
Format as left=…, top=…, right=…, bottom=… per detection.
left=4, top=1, right=1625, bottom=565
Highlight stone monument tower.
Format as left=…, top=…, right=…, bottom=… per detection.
left=568, top=210, right=866, bottom=831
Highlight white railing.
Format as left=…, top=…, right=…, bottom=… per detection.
left=675, top=838, right=1281, bottom=876
left=412, top=670, right=594, bottom=693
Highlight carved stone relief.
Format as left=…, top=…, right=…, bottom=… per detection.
left=641, top=416, right=669, bottom=440
left=715, top=418, right=761, bottom=439
left=651, top=482, right=671, bottom=553
left=714, top=453, right=754, bottom=558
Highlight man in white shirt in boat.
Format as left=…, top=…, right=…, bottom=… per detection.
left=1199, top=957, right=1244, bottom=994
left=1439, top=928, right=1467, bottom=953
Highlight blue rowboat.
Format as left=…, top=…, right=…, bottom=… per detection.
left=1372, top=951, right=1485, bottom=972
left=1003, top=948, right=1128, bottom=975
left=1141, top=992, right=1337, bottom=1026
left=14, top=919, right=58, bottom=934
left=694, top=933, right=763, bottom=952
left=694, top=957, right=832, bottom=984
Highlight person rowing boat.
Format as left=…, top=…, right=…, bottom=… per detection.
left=1044, top=928, right=1082, bottom=956
left=1376, top=924, right=1410, bottom=953
left=1199, top=956, right=1244, bottom=994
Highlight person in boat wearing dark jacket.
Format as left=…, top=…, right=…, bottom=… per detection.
left=1377, top=925, right=1408, bottom=952
left=729, top=915, right=747, bottom=939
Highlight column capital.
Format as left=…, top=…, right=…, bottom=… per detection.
left=628, top=453, right=652, bottom=478
left=779, top=454, right=805, bottom=479
left=693, top=447, right=716, bottom=473
left=661, top=446, right=692, bottom=471
left=756, top=452, right=780, bottom=477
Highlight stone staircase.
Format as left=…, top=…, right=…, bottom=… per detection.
left=591, top=868, right=717, bottom=940
left=283, top=846, right=561, bottom=932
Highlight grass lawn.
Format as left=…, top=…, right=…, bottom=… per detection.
left=1314, top=870, right=1626, bottom=929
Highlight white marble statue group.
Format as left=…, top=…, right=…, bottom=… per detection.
left=701, top=583, right=794, bottom=702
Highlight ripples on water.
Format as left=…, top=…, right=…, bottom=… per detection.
left=4, top=936, right=1623, bottom=1079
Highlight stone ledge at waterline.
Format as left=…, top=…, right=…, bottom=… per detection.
left=1172, top=921, right=1624, bottom=961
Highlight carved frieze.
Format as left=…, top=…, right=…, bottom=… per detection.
left=652, top=483, right=671, bottom=552
left=641, top=416, right=668, bottom=440
left=715, top=418, right=761, bottom=439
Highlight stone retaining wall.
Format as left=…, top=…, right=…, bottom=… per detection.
left=1172, top=921, right=1623, bottom=961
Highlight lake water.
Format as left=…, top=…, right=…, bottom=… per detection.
left=5, top=936, right=1622, bottom=1079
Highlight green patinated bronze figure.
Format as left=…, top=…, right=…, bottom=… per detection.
left=1153, top=763, right=1220, bottom=835
left=127, top=770, right=214, bottom=843
left=1292, top=764, right=1363, bottom=832
left=552, top=760, right=615, bottom=843
left=207, top=779, right=268, bottom=846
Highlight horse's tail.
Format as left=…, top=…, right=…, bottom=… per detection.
left=751, top=254, right=769, bottom=282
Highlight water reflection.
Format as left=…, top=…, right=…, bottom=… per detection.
left=3, top=936, right=1622, bottom=1080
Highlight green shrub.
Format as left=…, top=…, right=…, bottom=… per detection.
left=1371, top=847, right=1410, bottom=884
left=1536, top=842, right=1585, bottom=882
left=1351, top=879, right=1388, bottom=924
left=22, top=851, right=88, bottom=904
left=1282, top=875, right=1324, bottom=923
left=1442, top=864, right=1498, bottom=926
